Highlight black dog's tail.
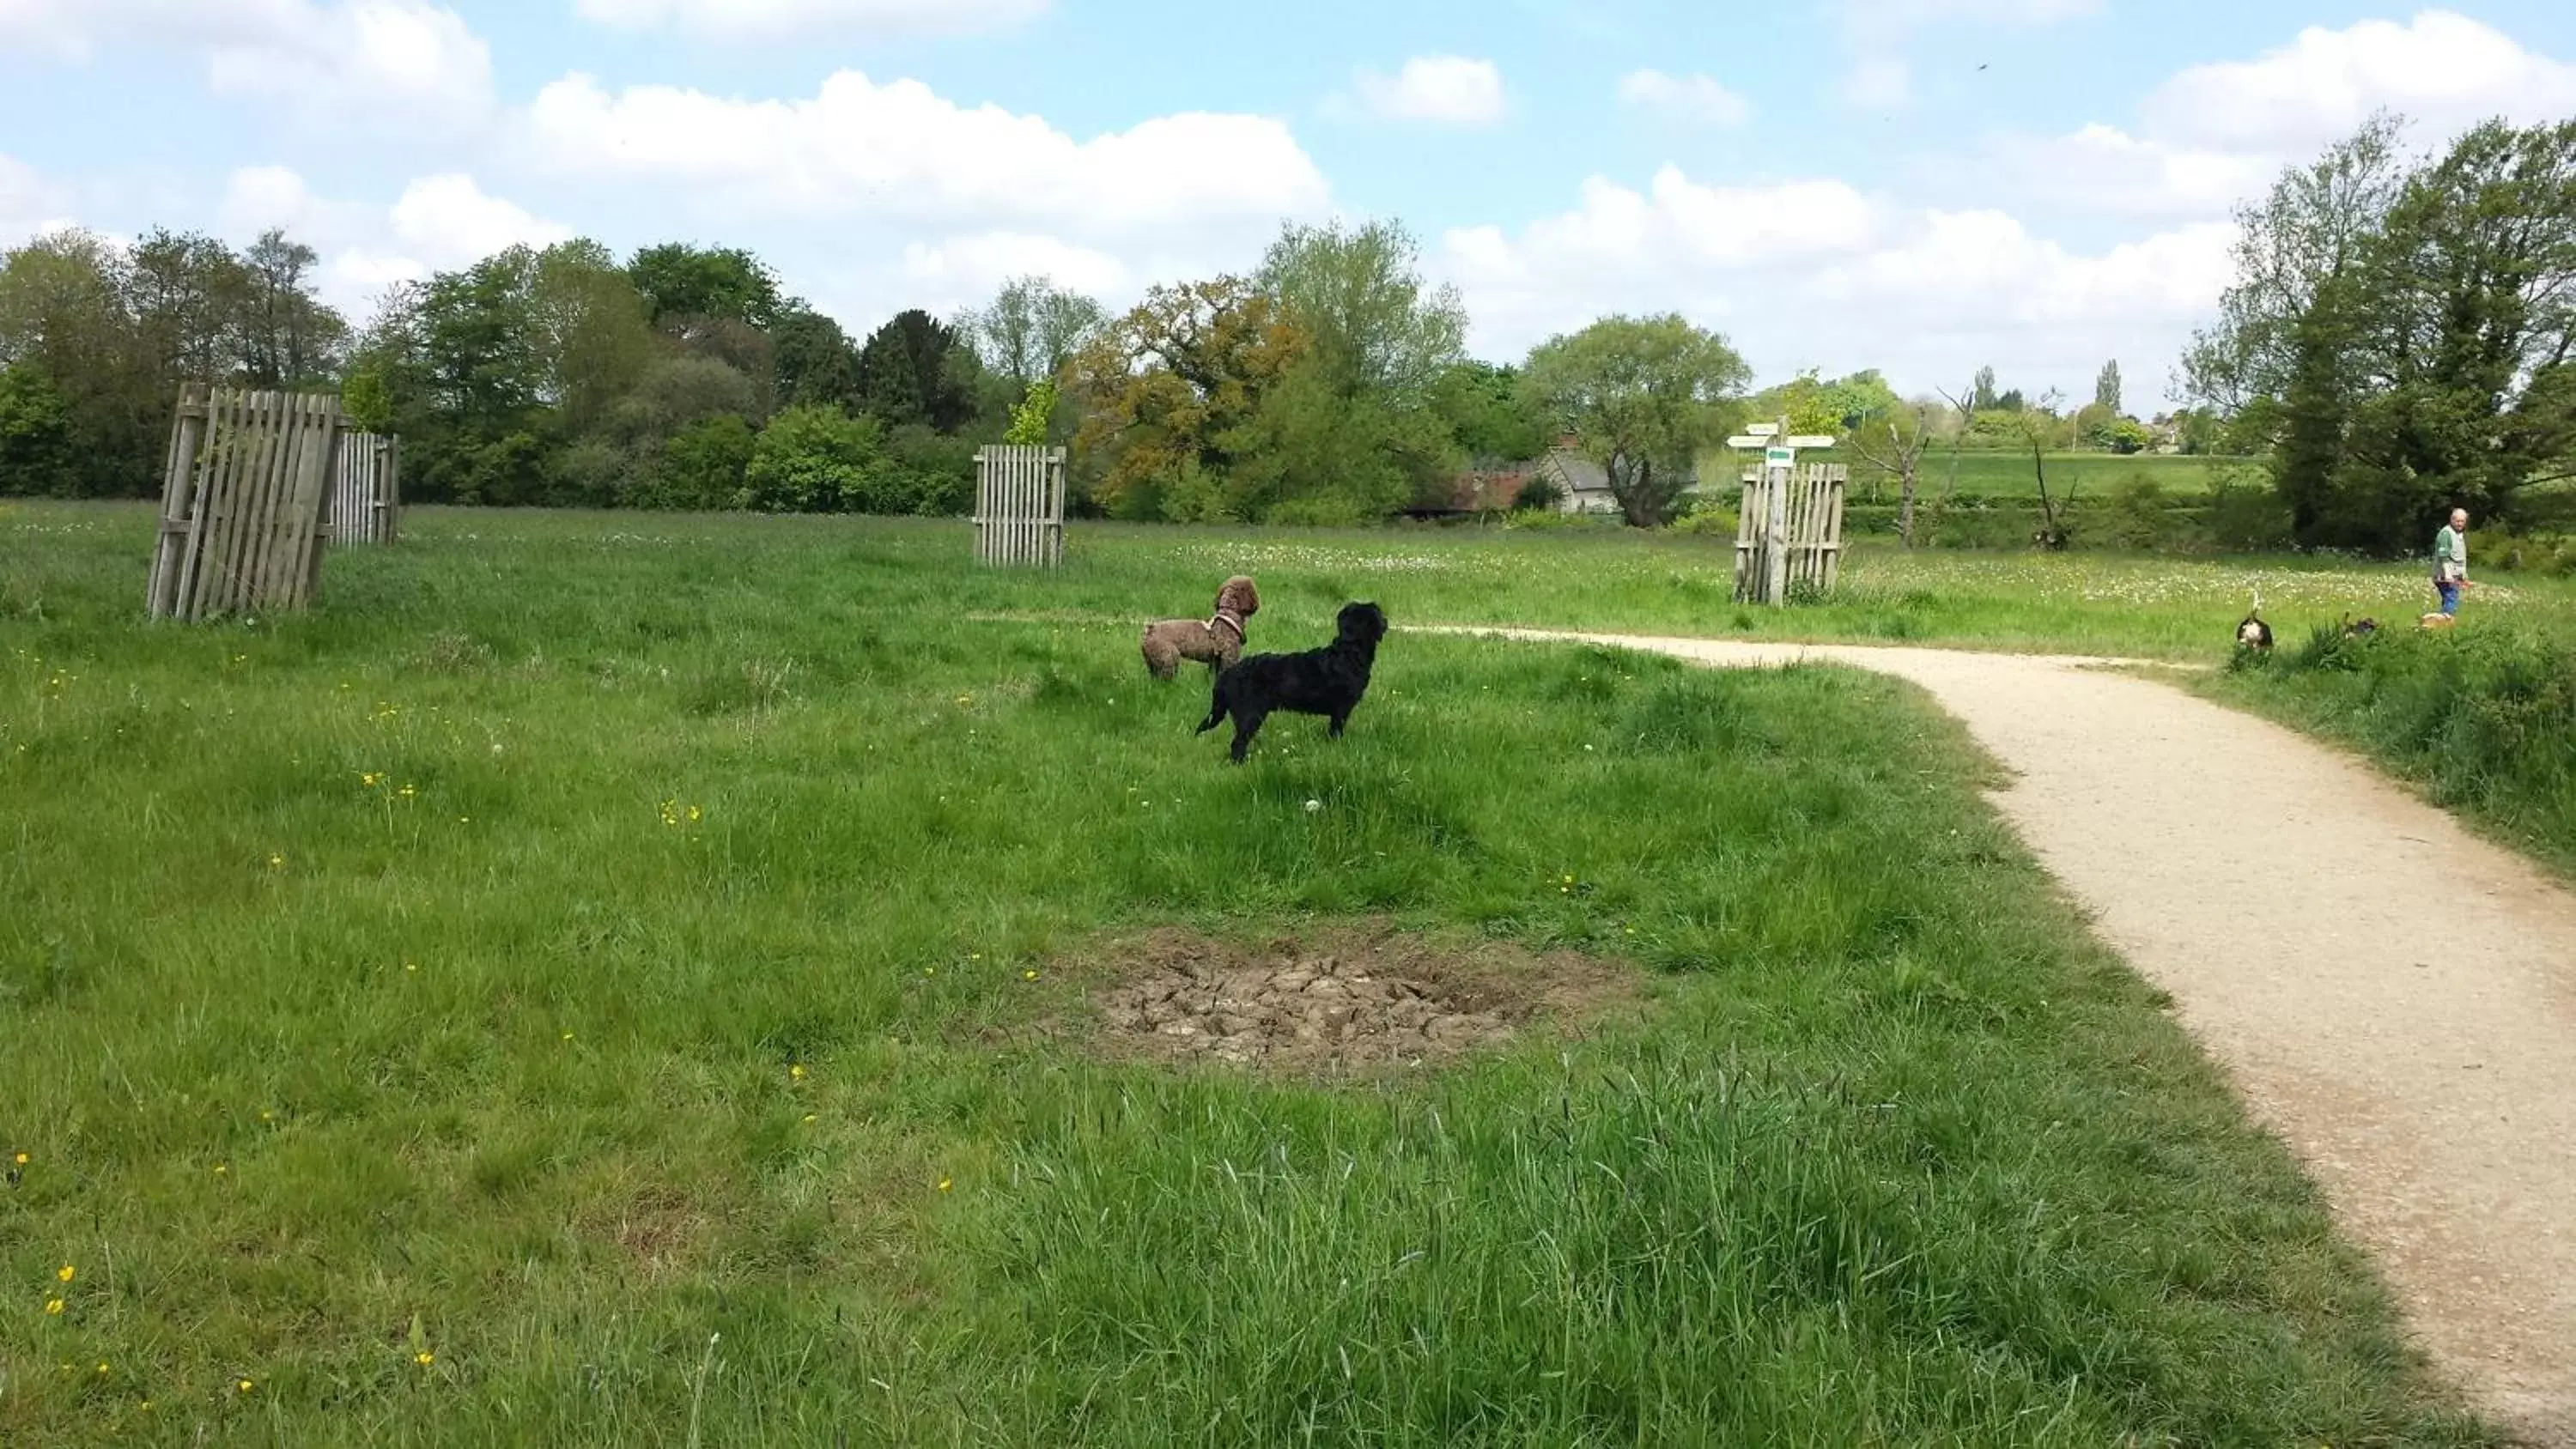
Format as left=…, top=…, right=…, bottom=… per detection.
left=1197, top=669, right=1230, bottom=735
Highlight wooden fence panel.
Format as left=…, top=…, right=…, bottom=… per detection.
left=1733, top=462, right=1848, bottom=606
left=328, top=432, right=402, bottom=545
left=974, top=446, right=1066, bottom=568
left=148, top=386, right=347, bottom=621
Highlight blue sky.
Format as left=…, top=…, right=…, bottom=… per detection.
left=5, top=0, right=2573, bottom=409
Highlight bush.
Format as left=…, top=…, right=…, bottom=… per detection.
left=2205, top=474, right=2296, bottom=553
left=2099, top=476, right=2168, bottom=550
left=2226, top=625, right=2576, bottom=873
left=880, top=424, right=976, bottom=517
left=0, top=364, right=78, bottom=497
left=742, top=405, right=888, bottom=513
left=653, top=415, right=756, bottom=511
left=1514, top=476, right=1564, bottom=512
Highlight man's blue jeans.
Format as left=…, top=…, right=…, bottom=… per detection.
left=2439, top=580, right=2462, bottom=615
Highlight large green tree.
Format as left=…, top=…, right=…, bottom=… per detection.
left=0, top=232, right=160, bottom=496
left=1069, top=276, right=1309, bottom=519
left=1255, top=219, right=1467, bottom=406
left=2181, top=113, right=2408, bottom=425
left=628, top=244, right=783, bottom=330
left=1522, top=314, right=1750, bottom=527
left=963, top=276, right=1106, bottom=392
left=854, top=309, right=984, bottom=433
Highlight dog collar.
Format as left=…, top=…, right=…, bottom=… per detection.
left=1209, top=609, right=1246, bottom=644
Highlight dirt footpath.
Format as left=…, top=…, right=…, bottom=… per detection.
left=1442, top=627, right=2576, bottom=1445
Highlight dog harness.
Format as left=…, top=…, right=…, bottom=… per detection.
left=1208, top=609, right=1247, bottom=646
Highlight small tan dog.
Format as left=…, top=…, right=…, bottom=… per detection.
left=1140, top=576, right=1261, bottom=681
left=2419, top=612, right=2458, bottom=631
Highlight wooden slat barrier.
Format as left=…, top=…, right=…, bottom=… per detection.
left=973, top=446, right=1067, bottom=568
left=327, top=432, right=402, bottom=546
left=1733, top=462, right=1848, bottom=606
left=149, top=384, right=349, bottom=621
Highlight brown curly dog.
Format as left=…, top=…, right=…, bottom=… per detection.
left=1141, top=575, right=1260, bottom=681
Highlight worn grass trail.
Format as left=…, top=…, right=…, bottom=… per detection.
left=0, top=503, right=2497, bottom=1445
left=1452, top=628, right=2576, bottom=1444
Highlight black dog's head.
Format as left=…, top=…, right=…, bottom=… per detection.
left=1336, top=602, right=1388, bottom=646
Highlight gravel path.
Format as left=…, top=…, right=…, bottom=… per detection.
left=1442, top=627, right=2576, bottom=1444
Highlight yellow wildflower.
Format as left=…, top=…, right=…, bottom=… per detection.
left=45, top=1298, right=64, bottom=1315
left=1023, top=970, right=1040, bottom=981
left=937, top=1178, right=953, bottom=1192
left=398, top=784, right=416, bottom=799
left=238, top=1379, right=254, bottom=1393
left=268, top=854, right=285, bottom=870
left=789, top=1064, right=806, bottom=1081
left=214, top=1163, right=228, bottom=1175
left=404, top=961, right=418, bottom=973
left=801, top=1114, right=817, bottom=1125
left=361, top=773, right=381, bottom=787
left=11, top=1152, right=25, bottom=1166
left=56, top=1265, right=73, bottom=1283
left=415, top=1351, right=435, bottom=1367
left=687, top=804, right=702, bottom=822
left=95, top=1361, right=108, bottom=1375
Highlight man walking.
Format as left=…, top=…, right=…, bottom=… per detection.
left=2433, top=507, right=2470, bottom=616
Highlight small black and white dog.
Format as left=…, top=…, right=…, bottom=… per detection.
left=1198, top=602, right=1388, bottom=763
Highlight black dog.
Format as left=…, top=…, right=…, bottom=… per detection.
left=1198, top=602, right=1388, bottom=763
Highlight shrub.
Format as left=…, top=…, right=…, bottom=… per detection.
left=880, top=424, right=977, bottom=517
left=742, top=405, right=887, bottom=513
left=653, top=415, right=756, bottom=511
left=0, top=364, right=78, bottom=498
left=2226, top=624, right=2576, bottom=873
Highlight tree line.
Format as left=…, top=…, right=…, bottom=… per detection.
left=0, top=213, right=2161, bottom=533
left=11, top=112, right=2561, bottom=551
left=2184, top=113, right=2576, bottom=553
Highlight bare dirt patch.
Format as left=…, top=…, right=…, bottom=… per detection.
left=1060, top=924, right=1643, bottom=1076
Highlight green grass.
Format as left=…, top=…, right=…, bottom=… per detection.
left=2215, top=621, right=2576, bottom=878
left=1702, top=448, right=2261, bottom=500
left=0, top=501, right=2497, bottom=1444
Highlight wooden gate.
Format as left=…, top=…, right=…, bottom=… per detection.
left=328, top=432, right=401, bottom=545
left=973, top=446, right=1067, bottom=568
left=1734, top=461, right=1848, bottom=606
left=149, top=385, right=343, bottom=621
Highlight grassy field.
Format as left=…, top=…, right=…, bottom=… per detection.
left=1700, top=448, right=2260, bottom=501
left=0, top=501, right=2505, bottom=1444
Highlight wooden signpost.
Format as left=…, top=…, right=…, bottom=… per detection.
left=1728, top=418, right=1844, bottom=606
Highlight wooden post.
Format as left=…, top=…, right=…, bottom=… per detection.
left=149, top=384, right=210, bottom=621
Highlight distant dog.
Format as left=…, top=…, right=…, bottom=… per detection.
left=2236, top=612, right=2274, bottom=652
left=2419, top=613, right=2458, bottom=632
left=1198, top=602, right=1388, bottom=764
left=2342, top=615, right=2380, bottom=640
left=1141, top=576, right=1260, bottom=681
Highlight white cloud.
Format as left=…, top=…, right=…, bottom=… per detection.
left=520, top=71, right=1330, bottom=239
left=573, top=0, right=1044, bottom=40
left=1618, top=70, right=1753, bottom=128
left=218, top=167, right=571, bottom=312
left=899, top=233, right=1132, bottom=306
left=0, top=155, right=78, bottom=249
left=0, top=0, right=494, bottom=130
left=1978, top=11, right=2576, bottom=225
left=1352, top=56, right=1507, bottom=128
left=1981, top=124, right=2277, bottom=217
left=2142, top=9, right=2576, bottom=155
left=1437, top=164, right=2232, bottom=408
left=1838, top=57, right=1913, bottom=110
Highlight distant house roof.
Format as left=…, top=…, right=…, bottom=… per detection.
left=1540, top=447, right=1611, bottom=496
